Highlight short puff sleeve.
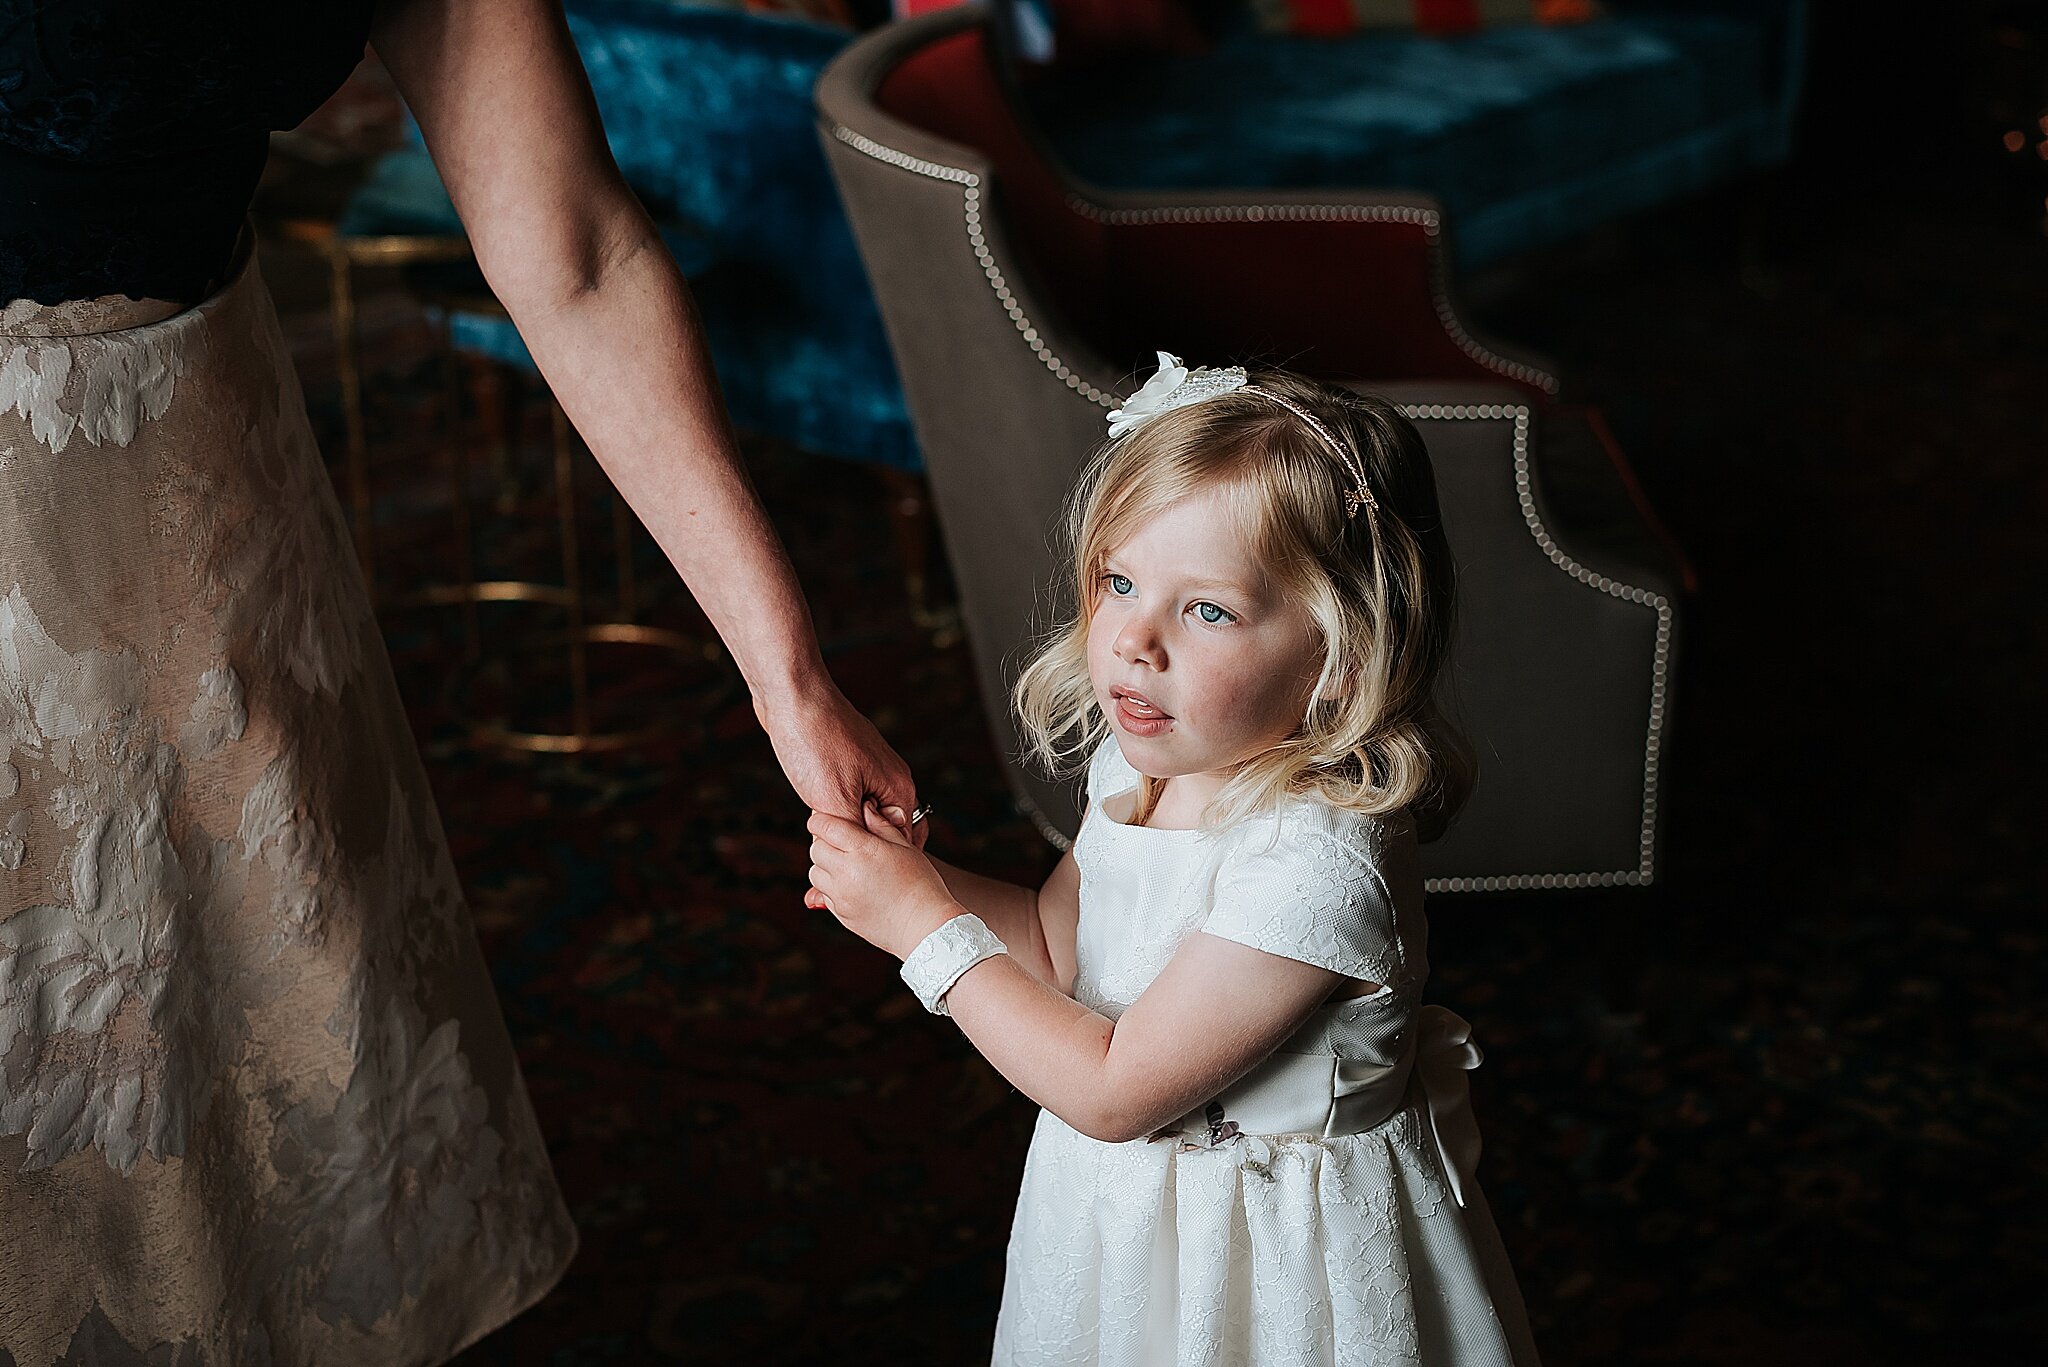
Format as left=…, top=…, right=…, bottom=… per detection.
left=1201, top=818, right=1407, bottom=988
left=1084, top=736, right=1142, bottom=811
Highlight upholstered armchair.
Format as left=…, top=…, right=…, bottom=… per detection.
left=816, top=6, right=1689, bottom=891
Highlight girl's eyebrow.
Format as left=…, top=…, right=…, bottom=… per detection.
left=1183, top=574, right=1258, bottom=597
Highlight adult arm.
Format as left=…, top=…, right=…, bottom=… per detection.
left=369, top=0, right=919, bottom=828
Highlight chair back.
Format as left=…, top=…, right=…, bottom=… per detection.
left=819, top=6, right=1682, bottom=889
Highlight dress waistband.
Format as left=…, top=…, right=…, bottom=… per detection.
left=0, top=222, right=255, bottom=338
left=1154, top=1003, right=1486, bottom=1208
left=0, top=134, right=263, bottom=317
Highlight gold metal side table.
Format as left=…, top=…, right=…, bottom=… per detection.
left=287, top=219, right=727, bottom=754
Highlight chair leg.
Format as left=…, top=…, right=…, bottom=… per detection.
left=550, top=400, right=593, bottom=741
left=461, top=354, right=520, bottom=515
left=437, top=318, right=482, bottom=662
left=877, top=467, right=960, bottom=648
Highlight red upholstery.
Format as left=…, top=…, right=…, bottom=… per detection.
left=876, top=30, right=1113, bottom=340
left=872, top=27, right=1535, bottom=392
left=870, top=21, right=1687, bottom=587
left=1100, top=216, right=1514, bottom=388
left=1261, top=1, right=1600, bottom=37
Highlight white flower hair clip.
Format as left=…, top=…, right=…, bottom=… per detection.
left=1106, top=350, right=1378, bottom=519
left=1106, top=351, right=1248, bottom=438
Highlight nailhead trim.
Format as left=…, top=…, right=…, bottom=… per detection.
left=829, top=124, right=980, bottom=186
left=1424, top=872, right=1646, bottom=892
left=1403, top=405, right=1670, bottom=893
left=1068, top=197, right=1438, bottom=228
left=1020, top=798, right=1076, bottom=853
left=831, top=124, right=1662, bottom=891
left=830, top=122, right=1115, bottom=407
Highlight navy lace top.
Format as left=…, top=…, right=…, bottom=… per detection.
left=0, top=0, right=377, bottom=306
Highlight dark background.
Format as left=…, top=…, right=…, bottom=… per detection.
left=267, top=3, right=2047, bottom=1362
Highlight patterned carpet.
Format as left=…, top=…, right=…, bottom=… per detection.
left=267, top=16, right=2045, bottom=1366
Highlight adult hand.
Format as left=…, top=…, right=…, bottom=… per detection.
left=804, top=804, right=958, bottom=960
left=757, top=680, right=927, bottom=849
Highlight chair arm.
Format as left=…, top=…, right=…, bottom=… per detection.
left=1370, top=381, right=1679, bottom=887
left=820, top=10, right=1680, bottom=879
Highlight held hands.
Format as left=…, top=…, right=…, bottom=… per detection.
left=805, top=803, right=959, bottom=961
left=758, top=679, right=929, bottom=850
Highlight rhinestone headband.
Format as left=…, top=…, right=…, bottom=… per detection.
left=1106, top=351, right=1376, bottom=519
left=1237, top=384, right=1376, bottom=519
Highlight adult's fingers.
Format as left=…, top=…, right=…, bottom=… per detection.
left=889, top=802, right=931, bottom=851
left=863, top=802, right=915, bottom=849
left=865, top=743, right=918, bottom=821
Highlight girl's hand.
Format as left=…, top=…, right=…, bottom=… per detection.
left=805, top=804, right=960, bottom=960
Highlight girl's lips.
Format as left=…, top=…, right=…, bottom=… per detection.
left=1111, top=687, right=1173, bottom=736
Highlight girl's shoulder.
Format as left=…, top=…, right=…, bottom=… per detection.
left=1222, top=791, right=1416, bottom=876
left=1203, top=797, right=1422, bottom=988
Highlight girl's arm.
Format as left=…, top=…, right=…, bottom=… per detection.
left=924, top=845, right=1081, bottom=992
left=823, top=846, right=1082, bottom=992
left=369, top=0, right=919, bottom=830
left=943, top=929, right=1339, bottom=1143
left=808, top=812, right=1339, bottom=1144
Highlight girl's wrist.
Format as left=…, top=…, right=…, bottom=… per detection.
left=896, top=895, right=968, bottom=962
left=900, top=911, right=1009, bottom=1016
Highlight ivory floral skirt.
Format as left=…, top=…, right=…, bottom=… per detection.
left=0, top=242, right=577, bottom=1364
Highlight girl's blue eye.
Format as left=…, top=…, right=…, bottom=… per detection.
left=1193, top=602, right=1233, bottom=625
left=1107, top=573, right=1133, bottom=596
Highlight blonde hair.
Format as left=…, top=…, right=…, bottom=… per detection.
left=1011, top=370, right=1472, bottom=838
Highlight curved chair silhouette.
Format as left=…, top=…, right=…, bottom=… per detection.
left=816, top=6, right=1688, bottom=891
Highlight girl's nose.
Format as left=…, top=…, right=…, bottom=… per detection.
left=1114, top=615, right=1165, bottom=670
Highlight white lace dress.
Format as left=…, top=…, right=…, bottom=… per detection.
left=989, top=739, right=1542, bottom=1367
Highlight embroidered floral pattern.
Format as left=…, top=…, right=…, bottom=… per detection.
left=992, top=738, right=1535, bottom=1365
left=0, top=585, right=220, bottom=1173
left=0, top=316, right=191, bottom=455
left=0, top=238, right=571, bottom=1359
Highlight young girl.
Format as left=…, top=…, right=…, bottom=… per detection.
left=804, top=354, right=1542, bottom=1366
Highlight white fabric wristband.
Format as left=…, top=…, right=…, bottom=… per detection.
left=900, top=913, right=1008, bottom=1016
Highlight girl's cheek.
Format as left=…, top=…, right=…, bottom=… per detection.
left=1216, top=651, right=1292, bottom=717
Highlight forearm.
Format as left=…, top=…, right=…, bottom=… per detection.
left=938, top=952, right=1135, bottom=1141
left=489, top=201, right=825, bottom=709
left=925, top=861, right=1057, bottom=986
left=808, top=823, right=1312, bottom=1146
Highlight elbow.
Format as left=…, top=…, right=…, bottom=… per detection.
left=1065, top=1077, right=1180, bottom=1146
left=480, top=196, right=660, bottom=320
left=1096, top=1115, right=1163, bottom=1146
left=1064, top=1107, right=1152, bottom=1146
left=1051, top=1020, right=1160, bottom=1144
